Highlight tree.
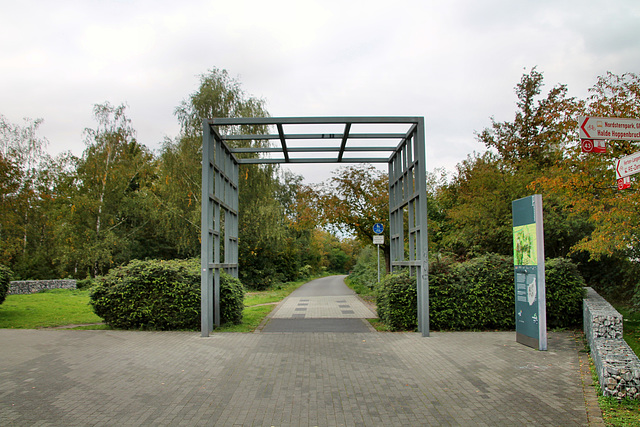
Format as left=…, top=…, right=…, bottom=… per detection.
left=0, top=115, right=54, bottom=277
left=436, top=69, right=591, bottom=261
left=478, top=67, right=581, bottom=171
left=534, top=72, right=640, bottom=260
left=158, top=68, right=298, bottom=288
left=312, top=165, right=391, bottom=271
left=59, top=103, right=157, bottom=277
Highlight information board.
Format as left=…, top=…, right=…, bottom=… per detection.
left=512, top=195, right=547, bottom=351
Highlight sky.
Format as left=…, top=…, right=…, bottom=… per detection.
left=1, top=0, right=639, bottom=183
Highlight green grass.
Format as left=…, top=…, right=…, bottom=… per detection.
left=0, top=289, right=103, bottom=329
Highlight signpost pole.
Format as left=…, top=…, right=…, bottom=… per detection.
left=377, top=244, right=380, bottom=284
left=373, top=222, right=384, bottom=284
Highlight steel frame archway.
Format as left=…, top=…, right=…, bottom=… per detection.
left=201, top=117, right=429, bottom=337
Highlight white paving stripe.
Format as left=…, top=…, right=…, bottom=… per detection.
left=272, top=296, right=376, bottom=319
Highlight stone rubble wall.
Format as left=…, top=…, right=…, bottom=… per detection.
left=584, top=287, right=640, bottom=399
left=8, top=280, right=77, bottom=295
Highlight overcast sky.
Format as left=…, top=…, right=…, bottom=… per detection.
left=1, top=0, right=638, bottom=183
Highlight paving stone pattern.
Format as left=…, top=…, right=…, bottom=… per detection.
left=271, top=296, right=376, bottom=319
left=0, top=329, right=591, bottom=426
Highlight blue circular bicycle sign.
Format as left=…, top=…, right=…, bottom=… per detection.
left=373, top=223, right=384, bottom=234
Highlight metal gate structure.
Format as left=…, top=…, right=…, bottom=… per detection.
left=201, top=117, right=429, bottom=337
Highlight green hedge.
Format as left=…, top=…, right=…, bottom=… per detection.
left=544, top=257, right=586, bottom=328
left=90, top=259, right=244, bottom=330
left=0, top=265, right=12, bottom=305
left=376, top=254, right=586, bottom=331
left=430, top=254, right=514, bottom=330
left=376, top=270, right=417, bottom=331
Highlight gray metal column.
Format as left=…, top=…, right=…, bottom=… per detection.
left=388, top=118, right=429, bottom=336
left=201, top=120, right=240, bottom=337
left=201, top=122, right=215, bottom=337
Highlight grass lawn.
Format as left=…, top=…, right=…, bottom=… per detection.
left=0, top=289, right=103, bottom=329
left=0, top=275, right=327, bottom=332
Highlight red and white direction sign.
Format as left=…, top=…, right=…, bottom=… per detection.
left=581, top=139, right=606, bottom=153
left=579, top=116, right=640, bottom=141
left=615, top=151, right=640, bottom=180
left=618, top=176, right=631, bottom=191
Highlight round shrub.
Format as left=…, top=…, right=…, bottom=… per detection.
left=376, top=270, right=417, bottom=331
left=90, top=259, right=244, bottom=330
left=0, top=264, right=13, bottom=305
left=544, top=257, right=586, bottom=328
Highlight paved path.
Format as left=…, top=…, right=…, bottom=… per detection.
left=0, top=275, right=603, bottom=426
left=0, top=329, right=600, bottom=426
left=262, top=275, right=376, bottom=333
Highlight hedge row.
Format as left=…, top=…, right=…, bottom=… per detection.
left=376, top=254, right=586, bottom=331
left=90, top=259, right=244, bottom=330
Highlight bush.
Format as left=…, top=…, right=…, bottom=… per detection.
left=76, top=277, right=96, bottom=290
left=545, top=257, right=586, bottom=328
left=90, top=259, right=244, bottom=330
left=0, top=264, right=12, bottom=305
left=376, top=254, right=586, bottom=332
left=430, top=253, right=513, bottom=331
left=376, top=270, right=417, bottom=331
left=349, top=246, right=383, bottom=290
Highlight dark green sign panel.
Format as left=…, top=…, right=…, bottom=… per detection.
left=512, top=195, right=547, bottom=351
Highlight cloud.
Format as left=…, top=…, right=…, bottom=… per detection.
left=0, top=0, right=638, bottom=182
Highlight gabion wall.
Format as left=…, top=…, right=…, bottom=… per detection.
left=8, top=280, right=77, bottom=295
left=584, top=287, right=640, bottom=399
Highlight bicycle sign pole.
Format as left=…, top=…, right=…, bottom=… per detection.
left=373, top=223, right=384, bottom=283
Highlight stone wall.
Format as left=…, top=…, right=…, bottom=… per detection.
left=8, top=280, right=76, bottom=295
left=584, top=287, right=640, bottom=399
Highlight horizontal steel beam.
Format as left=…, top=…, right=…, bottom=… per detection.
left=230, top=146, right=397, bottom=153
left=221, top=133, right=407, bottom=140
left=208, top=116, right=422, bottom=126
left=237, top=157, right=389, bottom=164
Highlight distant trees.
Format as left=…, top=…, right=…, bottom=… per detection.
left=304, top=165, right=391, bottom=271
left=2, top=67, right=639, bottom=304
left=0, top=68, right=355, bottom=286
left=431, top=69, right=640, bottom=301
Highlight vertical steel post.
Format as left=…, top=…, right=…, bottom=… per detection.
left=415, top=118, right=429, bottom=336
left=201, top=122, right=214, bottom=337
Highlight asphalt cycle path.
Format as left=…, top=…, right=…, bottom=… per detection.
left=261, top=275, right=377, bottom=333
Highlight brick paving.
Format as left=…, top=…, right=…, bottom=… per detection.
left=0, top=276, right=602, bottom=426
left=0, top=328, right=599, bottom=426
left=270, top=296, right=376, bottom=319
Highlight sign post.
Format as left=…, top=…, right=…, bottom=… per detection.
left=373, top=223, right=384, bottom=284
left=512, top=195, right=547, bottom=351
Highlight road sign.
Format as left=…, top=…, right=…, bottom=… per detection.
left=579, top=116, right=640, bottom=141
left=618, top=176, right=631, bottom=191
left=581, top=139, right=606, bottom=153
left=373, top=235, right=384, bottom=245
left=373, top=223, right=384, bottom=234
left=615, top=151, right=640, bottom=179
